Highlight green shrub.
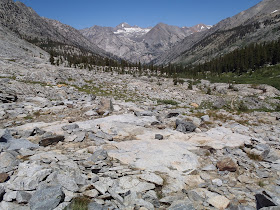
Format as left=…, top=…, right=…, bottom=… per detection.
left=65, top=197, right=91, bottom=210
left=157, top=99, right=178, bottom=106
left=238, top=101, right=249, bottom=112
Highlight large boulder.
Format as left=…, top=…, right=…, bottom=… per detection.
left=29, top=185, right=65, bottom=210
left=96, top=98, right=114, bottom=115
left=0, top=129, right=39, bottom=151
left=0, top=152, right=19, bottom=173
left=6, top=162, right=53, bottom=191
left=216, top=157, right=238, bottom=172
left=8, top=138, right=39, bottom=150
left=175, top=119, right=196, bottom=133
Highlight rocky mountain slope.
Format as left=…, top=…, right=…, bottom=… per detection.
left=155, top=0, right=280, bottom=65
left=80, top=22, right=210, bottom=63
left=0, top=24, right=48, bottom=61
left=0, top=0, right=109, bottom=57
left=0, top=50, right=280, bottom=209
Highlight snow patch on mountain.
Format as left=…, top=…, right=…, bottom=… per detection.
left=114, top=27, right=151, bottom=37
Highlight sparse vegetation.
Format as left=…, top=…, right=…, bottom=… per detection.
left=157, top=99, right=179, bottom=106
left=68, top=78, right=75, bottom=81
left=258, top=180, right=266, bottom=187
left=65, top=196, right=91, bottom=210
left=33, top=111, right=41, bottom=117
left=238, top=101, right=249, bottom=112
left=247, top=152, right=263, bottom=161
left=204, top=151, right=211, bottom=156
left=24, top=115, right=33, bottom=120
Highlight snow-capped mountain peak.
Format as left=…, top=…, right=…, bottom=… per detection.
left=113, top=23, right=151, bottom=37
left=190, top=23, right=212, bottom=32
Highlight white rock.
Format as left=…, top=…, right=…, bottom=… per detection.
left=208, top=195, right=230, bottom=209
left=184, top=175, right=204, bottom=188
left=3, top=191, right=17, bottom=201
left=84, top=110, right=98, bottom=116
left=83, top=189, right=99, bottom=198
left=138, top=173, right=164, bottom=186
left=93, top=177, right=114, bottom=195
left=119, top=176, right=155, bottom=193
left=212, top=178, right=223, bottom=187
left=108, top=138, right=199, bottom=176
left=0, top=201, right=29, bottom=210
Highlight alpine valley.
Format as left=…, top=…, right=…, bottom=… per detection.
left=0, top=0, right=280, bottom=210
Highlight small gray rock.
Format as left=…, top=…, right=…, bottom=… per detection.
left=91, top=174, right=100, bottom=183
left=95, top=131, right=113, bottom=141
left=201, top=115, right=210, bottom=122
left=259, top=207, right=280, bottom=210
left=3, top=191, right=17, bottom=201
left=0, top=201, right=29, bottom=210
left=176, top=124, right=186, bottom=133
left=16, top=191, right=32, bottom=203
left=213, top=98, right=227, bottom=109
left=166, top=112, right=179, bottom=118
left=22, top=127, right=45, bottom=138
left=88, top=149, right=108, bottom=162
left=188, top=190, right=204, bottom=202
left=62, top=124, right=79, bottom=131
left=212, top=178, right=223, bottom=187
left=134, top=111, right=153, bottom=117
left=84, top=110, right=98, bottom=116
left=0, top=152, right=19, bottom=172
left=88, top=133, right=106, bottom=145
left=155, top=134, right=163, bottom=140
left=226, top=204, right=255, bottom=210
left=0, top=129, right=13, bottom=142
left=74, top=132, right=86, bottom=142
left=255, top=144, right=270, bottom=159
left=202, top=164, right=216, bottom=171
left=0, top=185, right=5, bottom=201
left=168, top=200, right=195, bottom=210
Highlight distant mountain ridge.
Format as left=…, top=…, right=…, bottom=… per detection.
left=155, top=0, right=280, bottom=65
left=80, top=22, right=210, bottom=63
left=1, top=0, right=278, bottom=69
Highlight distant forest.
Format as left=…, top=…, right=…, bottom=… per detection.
left=29, top=37, right=280, bottom=82
left=167, top=38, right=280, bottom=78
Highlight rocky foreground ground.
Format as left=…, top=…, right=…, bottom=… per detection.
left=0, top=56, right=280, bottom=210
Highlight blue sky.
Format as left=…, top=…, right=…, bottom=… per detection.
left=18, top=0, right=262, bottom=29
